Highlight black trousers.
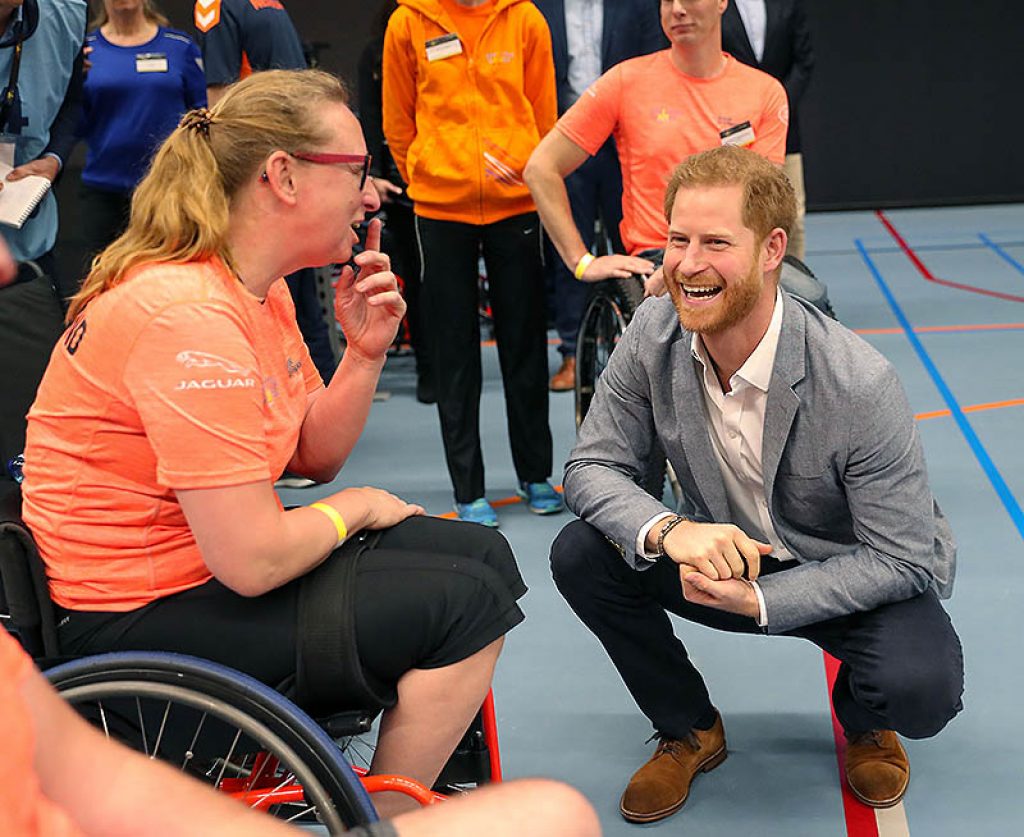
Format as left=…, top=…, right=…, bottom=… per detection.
left=415, top=213, right=552, bottom=503
left=0, top=255, right=64, bottom=468
left=285, top=266, right=337, bottom=384
left=551, top=520, right=964, bottom=741
left=78, top=183, right=132, bottom=273
left=58, top=517, right=526, bottom=711
left=381, top=200, right=430, bottom=380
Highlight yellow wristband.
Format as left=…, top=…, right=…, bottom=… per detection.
left=310, top=502, right=348, bottom=545
left=573, top=252, right=595, bottom=280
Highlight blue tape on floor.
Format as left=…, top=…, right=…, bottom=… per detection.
left=855, top=238, right=1024, bottom=541
left=809, top=240, right=1024, bottom=259
left=979, top=232, right=1024, bottom=276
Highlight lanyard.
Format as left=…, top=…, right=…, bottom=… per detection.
left=0, top=0, right=39, bottom=135
left=0, top=39, right=24, bottom=133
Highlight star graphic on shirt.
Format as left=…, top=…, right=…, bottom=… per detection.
left=656, top=108, right=671, bottom=123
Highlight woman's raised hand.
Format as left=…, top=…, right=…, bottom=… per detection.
left=333, top=218, right=406, bottom=362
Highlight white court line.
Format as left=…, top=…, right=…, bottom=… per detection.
left=875, top=802, right=910, bottom=837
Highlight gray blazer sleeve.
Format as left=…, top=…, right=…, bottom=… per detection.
left=758, top=357, right=948, bottom=633
left=563, top=302, right=677, bottom=566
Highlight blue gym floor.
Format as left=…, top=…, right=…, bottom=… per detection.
left=280, top=203, right=1024, bottom=836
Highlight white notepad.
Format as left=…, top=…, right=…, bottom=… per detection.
left=0, top=161, right=52, bottom=230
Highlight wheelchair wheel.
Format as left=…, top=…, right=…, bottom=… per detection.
left=574, top=276, right=667, bottom=500
left=780, top=254, right=838, bottom=320
left=46, top=652, right=377, bottom=834
left=574, top=277, right=643, bottom=428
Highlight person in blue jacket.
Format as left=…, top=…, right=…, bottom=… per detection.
left=78, top=0, right=206, bottom=262
left=0, top=0, right=85, bottom=298
left=194, top=0, right=306, bottom=106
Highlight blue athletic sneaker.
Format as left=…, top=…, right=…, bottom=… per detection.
left=455, top=497, right=499, bottom=527
left=516, top=481, right=565, bottom=515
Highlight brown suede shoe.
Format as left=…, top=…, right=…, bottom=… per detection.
left=845, top=730, right=910, bottom=808
left=549, top=356, right=576, bottom=391
left=619, top=715, right=727, bottom=823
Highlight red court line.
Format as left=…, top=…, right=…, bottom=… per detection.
left=856, top=322, right=1024, bottom=335
left=437, top=495, right=522, bottom=519
left=875, top=211, right=1024, bottom=303
left=437, top=484, right=564, bottom=519
left=482, top=337, right=562, bottom=348
left=824, top=654, right=882, bottom=837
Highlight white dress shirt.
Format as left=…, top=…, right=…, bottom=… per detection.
left=564, top=0, right=604, bottom=104
left=637, top=289, right=790, bottom=627
left=734, top=0, right=768, bottom=62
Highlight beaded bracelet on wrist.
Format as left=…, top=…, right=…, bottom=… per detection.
left=656, top=514, right=688, bottom=555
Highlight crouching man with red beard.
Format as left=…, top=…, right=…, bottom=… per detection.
left=549, top=145, right=963, bottom=825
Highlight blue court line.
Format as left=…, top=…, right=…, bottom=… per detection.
left=855, top=238, right=1024, bottom=541
left=809, top=240, right=1024, bottom=259
left=979, top=233, right=1024, bottom=276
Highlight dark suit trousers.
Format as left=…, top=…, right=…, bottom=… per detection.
left=381, top=200, right=430, bottom=379
left=285, top=267, right=336, bottom=384
left=78, top=184, right=132, bottom=276
left=545, top=140, right=625, bottom=357
left=415, top=213, right=553, bottom=503
left=551, top=520, right=964, bottom=740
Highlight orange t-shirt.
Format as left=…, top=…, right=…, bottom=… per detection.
left=22, top=258, right=322, bottom=611
left=557, top=51, right=788, bottom=254
left=0, top=629, right=84, bottom=836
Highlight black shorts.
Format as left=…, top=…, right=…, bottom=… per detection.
left=57, top=517, right=526, bottom=713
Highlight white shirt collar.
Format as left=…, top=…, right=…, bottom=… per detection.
left=691, top=287, right=784, bottom=393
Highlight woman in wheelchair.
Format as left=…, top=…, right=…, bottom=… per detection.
left=20, top=70, right=526, bottom=817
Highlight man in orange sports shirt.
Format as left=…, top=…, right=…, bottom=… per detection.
left=524, top=0, right=788, bottom=292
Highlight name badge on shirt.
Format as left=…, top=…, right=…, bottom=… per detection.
left=136, top=52, right=169, bottom=73
left=720, top=121, right=756, bottom=148
left=425, top=33, right=463, bottom=62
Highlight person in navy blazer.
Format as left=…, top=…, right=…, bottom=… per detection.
left=533, top=0, right=666, bottom=391
left=537, top=0, right=667, bottom=115
left=722, top=0, right=813, bottom=258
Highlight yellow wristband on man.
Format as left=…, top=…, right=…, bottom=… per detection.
left=310, top=502, right=348, bottom=546
left=574, top=252, right=595, bottom=280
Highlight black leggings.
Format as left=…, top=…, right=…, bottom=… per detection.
left=58, top=517, right=526, bottom=710
left=414, top=212, right=552, bottom=502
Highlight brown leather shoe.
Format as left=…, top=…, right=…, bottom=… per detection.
left=619, top=715, right=727, bottom=823
left=845, top=730, right=910, bottom=808
left=549, top=356, right=576, bottom=391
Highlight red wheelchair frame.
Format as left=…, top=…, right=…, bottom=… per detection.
left=219, top=689, right=503, bottom=811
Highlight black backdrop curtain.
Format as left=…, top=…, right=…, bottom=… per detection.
left=97, top=0, right=1024, bottom=210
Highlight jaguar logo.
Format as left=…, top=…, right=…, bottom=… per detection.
left=176, top=350, right=252, bottom=376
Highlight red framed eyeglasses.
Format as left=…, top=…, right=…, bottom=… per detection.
left=290, top=151, right=373, bottom=189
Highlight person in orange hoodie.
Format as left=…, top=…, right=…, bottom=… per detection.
left=383, top=0, right=562, bottom=527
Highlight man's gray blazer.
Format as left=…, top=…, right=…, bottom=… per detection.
left=563, top=292, right=956, bottom=635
